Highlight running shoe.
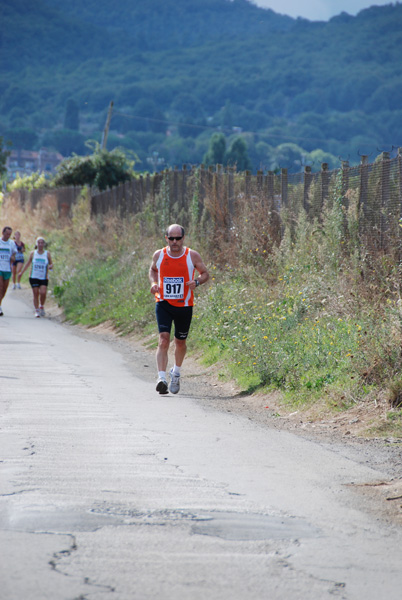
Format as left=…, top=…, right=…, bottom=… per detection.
left=17, top=283, right=21, bottom=289
left=156, top=377, right=168, bottom=394
left=0, top=307, right=3, bottom=316
left=35, top=310, right=40, bottom=318
left=169, top=368, right=181, bottom=394
left=12, top=284, right=16, bottom=290
left=39, top=307, right=45, bottom=317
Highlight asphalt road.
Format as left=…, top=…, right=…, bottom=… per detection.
left=1, top=292, right=402, bottom=600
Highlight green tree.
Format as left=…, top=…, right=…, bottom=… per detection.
left=270, top=143, right=307, bottom=173
left=53, top=146, right=133, bottom=190
left=64, top=99, right=80, bottom=131
left=203, top=132, right=226, bottom=166
left=220, top=100, right=234, bottom=130
left=5, top=128, right=38, bottom=150
left=170, top=93, right=205, bottom=118
left=225, top=136, right=252, bottom=171
left=0, top=136, right=12, bottom=179
left=177, top=117, right=205, bottom=139
left=254, top=141, right=274, bottom=170
left=308, top=149, right=339, bottom=171
left=42, top=129, right=87, bottom=157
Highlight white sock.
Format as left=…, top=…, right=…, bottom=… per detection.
left=158, top=371, right=166, bottom=380
left=173, top=365, right=181, bottom=376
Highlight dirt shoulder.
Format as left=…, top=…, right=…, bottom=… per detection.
left=19, top=288, right=402, bottom=527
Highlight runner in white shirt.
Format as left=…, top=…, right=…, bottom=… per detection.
left=20, top=236, right=54, bottom=318
left=0, top=226, right=17, bottom=316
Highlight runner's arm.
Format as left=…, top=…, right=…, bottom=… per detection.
left=149, top=250, right=161, bottom=294
left=20, top=252, right=33, bottom=277
left=10, top=242, right=17, bottom=265
left=187, top=250, right=209, bottom=289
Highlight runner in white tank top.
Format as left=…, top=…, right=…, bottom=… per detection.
left=21, top=237, right=54, bottom=318
left=30, top=249, right=49, bottom=280
left=0, top=226, right=17, bottom=316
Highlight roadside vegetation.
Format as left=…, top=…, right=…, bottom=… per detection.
left=2, top=187, right=402, bottom=439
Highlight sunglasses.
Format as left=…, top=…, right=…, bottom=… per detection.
left=167, top=236, right=183, bottom=241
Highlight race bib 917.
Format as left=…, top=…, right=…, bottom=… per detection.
left=163, top=277, right=184, bottom=299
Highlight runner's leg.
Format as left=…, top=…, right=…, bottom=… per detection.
left=32, top=287, right=40, bottom=310
left=39, top=285, right=47, bottom=307
left=0, top=276, right=10, bottom=303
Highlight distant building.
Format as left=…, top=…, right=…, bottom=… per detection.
left=6, top=148, right=64, bottom=180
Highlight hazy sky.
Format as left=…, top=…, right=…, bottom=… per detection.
left=251, top=1, right=395, bottom=21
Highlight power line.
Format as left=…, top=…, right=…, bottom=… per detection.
left=113, top=110, right=222, bottom=133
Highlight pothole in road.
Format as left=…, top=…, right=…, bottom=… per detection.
left=90, top=505, right=319, bottom=541
left=5, top=504, right=318, bottom=541
left=2, top=506, right=126, bottom=533
left=190, top=511, right=319, bottom=541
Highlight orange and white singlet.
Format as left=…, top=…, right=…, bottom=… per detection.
left=155, top=247, right=195, bottom=307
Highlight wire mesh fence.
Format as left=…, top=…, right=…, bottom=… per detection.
left=7, top=150, right=402, bottom=260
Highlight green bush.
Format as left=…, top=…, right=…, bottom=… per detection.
left=53, top=146, right=134, bottom=190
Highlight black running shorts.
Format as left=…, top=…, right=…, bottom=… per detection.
left=155, top=300, right=193, bottom=339
left=29, top=277, right=48, bottom=288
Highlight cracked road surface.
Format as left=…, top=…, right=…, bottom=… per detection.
left=1, top=294, right=402, bottom=599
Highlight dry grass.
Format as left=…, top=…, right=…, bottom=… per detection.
left=1, top=194, right=60, bottom=248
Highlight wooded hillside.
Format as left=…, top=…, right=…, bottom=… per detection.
left=1, top=0, right=402, bottom=172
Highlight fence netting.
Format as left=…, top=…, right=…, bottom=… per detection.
left=8, top=152, right=402, bottom=260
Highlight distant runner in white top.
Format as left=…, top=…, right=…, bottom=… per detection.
left=0, top=226, right=17, bottom=316
left=11, top=230, right=26, bottom=289
left=21, top=236, right=54, bottom=318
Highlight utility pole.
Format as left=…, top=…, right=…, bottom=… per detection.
left=101, top=101, right=114, bottom=150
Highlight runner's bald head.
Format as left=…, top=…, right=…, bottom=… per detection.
left=166, top=224, right=185, bottom=237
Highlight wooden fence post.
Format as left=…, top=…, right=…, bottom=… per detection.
left=281, top=168, right=288, bottom=208
left=320, top=162, right=329, bottom=215
left=381, top=151, right=390, bottom=205
left=256, top=169, right=263, bottom=192
left=228, top=166, right=235, bottom=218
left=380, top=151, right=390, bottom=250
left=359, top=155, right=369, bottom=237
left=199, top=164, right=206, bottom=202
left=245, top=170, right=251, bottom=200
left=139, top=175, right=145, bottom=210
left=216, top=164, right=223, bottom=208
left=151, top=172, right=159, bottom=202
left=341, top=160, right=349, bottom=199
left=267, top=171, right=281, bottom=244
left=120, top=181, right=128, bottom=217
left=132, top=179, right=138, bottom=212
left=90, top=188, right=97, bottom=217
left=181, top=164, right=187, bottom=210
left=208, top=164, right=214, bottom=189
left=171, top=167, right=178, bottom=207
left=267, top=171, right=274, bottom=210
left=303, top=165, right=312, bottom=213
